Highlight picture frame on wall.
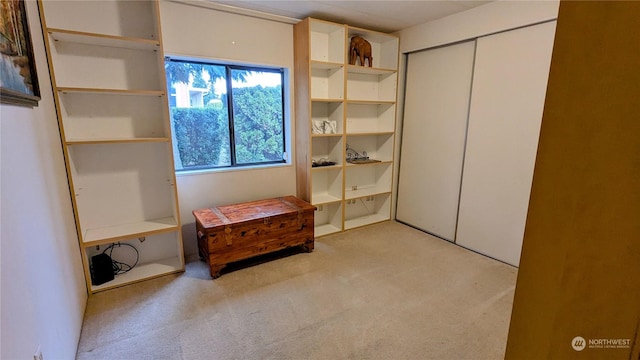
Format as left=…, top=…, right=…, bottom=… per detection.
left=1, top=0, right=40, bottom=107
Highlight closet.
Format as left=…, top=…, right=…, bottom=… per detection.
left=396, top=21, right=556, bottom=266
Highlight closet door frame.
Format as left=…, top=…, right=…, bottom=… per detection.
left=396, top=20, right=557, bottom=266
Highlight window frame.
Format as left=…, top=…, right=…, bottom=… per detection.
left=165, top=57, right=288, bottom=172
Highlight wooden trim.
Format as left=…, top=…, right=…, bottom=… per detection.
left=37, top=0, right=94, bottom=293
left=151, top=0, right=184, bottom=270
left=294, top=18, right=311, bottom=201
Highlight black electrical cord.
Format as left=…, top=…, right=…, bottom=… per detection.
left=102, top=242, right=139, bottom=275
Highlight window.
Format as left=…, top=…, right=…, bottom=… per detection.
left=164, top=58, right=286, bottom=171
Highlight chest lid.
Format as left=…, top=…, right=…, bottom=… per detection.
left=193, top=196, right=315, bottom=229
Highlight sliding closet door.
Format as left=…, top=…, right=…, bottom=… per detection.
left=456, top=21, right=556, bottom=265
left=396, top=41, right=475, bottom=241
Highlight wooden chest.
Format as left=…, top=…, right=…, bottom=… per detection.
left=193, top=196, right=316, bottom=278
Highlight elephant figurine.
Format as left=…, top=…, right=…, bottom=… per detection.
left=349, top=36, right=373, bottom=67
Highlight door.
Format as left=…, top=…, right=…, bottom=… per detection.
left=396, top=40, right=475, bottom=241
left=455, top=21, right=557, bottom=266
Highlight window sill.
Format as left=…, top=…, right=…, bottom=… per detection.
left=175, top=162, right=292, bottom=177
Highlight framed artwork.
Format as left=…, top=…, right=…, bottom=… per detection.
left=1, top=0, right=40, bottom=107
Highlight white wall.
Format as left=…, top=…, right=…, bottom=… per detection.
left=159, top=1, right=297, bottom=258
left=0, top=1, right=87, bottom=358
left=399, top=0, right=559, bottom=53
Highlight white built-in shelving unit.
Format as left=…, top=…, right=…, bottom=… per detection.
left=38, top=0, right=184, bottom=293
left=294, top=18, right=399, bottom=237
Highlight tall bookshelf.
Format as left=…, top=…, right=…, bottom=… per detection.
left=38, top=0, right=184, bottom=293
left=294, top=18, right=399, bottom=237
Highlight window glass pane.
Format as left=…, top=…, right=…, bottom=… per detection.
left=165, top=59, right=286, bottom=171
left=166, top=61, right=231, bottom=169
left=231, top=69, right=284, bottom=164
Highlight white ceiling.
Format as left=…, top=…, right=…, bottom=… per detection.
left=195, top=0, right=493, bottom=33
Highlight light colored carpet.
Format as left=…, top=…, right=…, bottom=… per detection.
left=76, top=221, right=517, bottom=360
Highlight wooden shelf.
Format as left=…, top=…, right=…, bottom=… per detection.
left=311, top=61, right=344, bottom=70
left=345, top=187, right=392, bottom=200
left=311, top=98, right=344, bottom=103
left=345, top=162, right=393, bottom=199
left=346, top=65, right=396, bottom=75
left=345, top=131, right=395, bottom=136
left=314, top=200, right=342, bottom=236
left=57, top=87, right=165, bottom=96
left=345, top=160, right=393, bottom=168
left=312, top=164, right=341, bottom=171
left=344, top=192, right=391, bottom=230
left=82, top=217, right=179, bottom=245
left=41, top=0, right=184, bottom=294
left=310, top=20, right=345, bottom=63
left=346, top=102, right=396, bottom=134
left=90, top=256, right=183, bottom=292
left=47, top=28, right=160, bottom=51
left=311, top=65, right=344, bottom=100
left=311, top=193, right=342, bottom=205
left=296, top=17, right=397, bottom=235
left=58, top=91, right=167, bottom=141
left=39, top=0, right=159, bottom=41
left=346, top=99, right=395, bottom=105
left=66, top=137, right=170, bottom=145
left=347, top=71, right=397, bottom=102
left=311, top=133, right=343, bottom=138
left=344, top=213, right=389, bottom=230
left=315, top=224, right=342, bottom=237
left=347, top=26, right=399, bottom=70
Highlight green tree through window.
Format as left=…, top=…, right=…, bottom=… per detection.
left=165, top=59, right=286, bottom=170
